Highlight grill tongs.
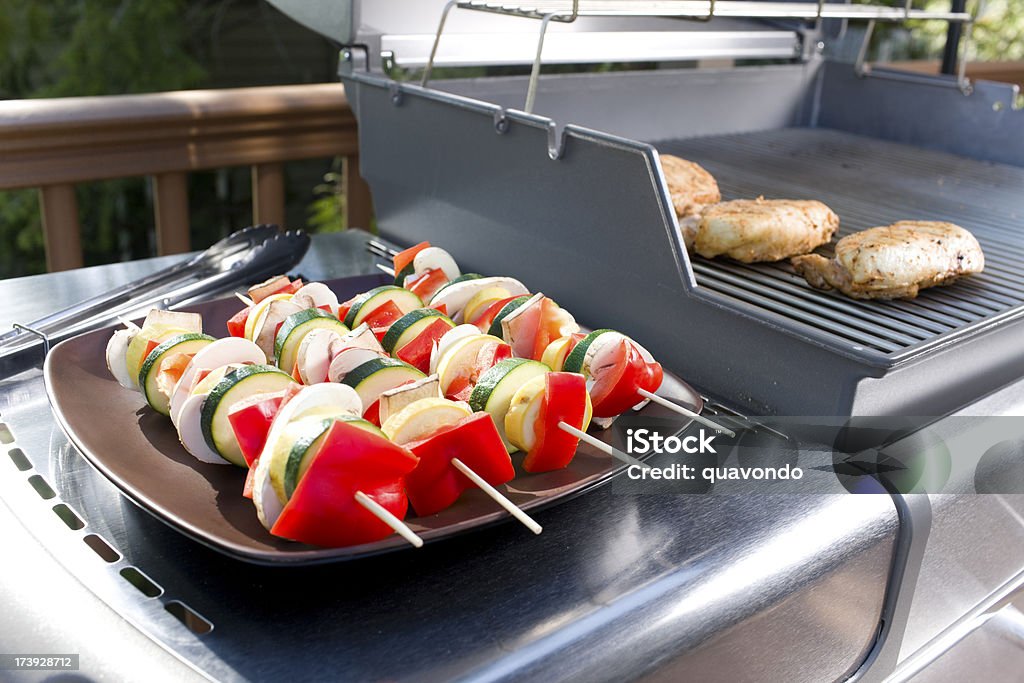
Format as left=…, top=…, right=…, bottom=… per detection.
left=0, top=224, right=310, bottom=376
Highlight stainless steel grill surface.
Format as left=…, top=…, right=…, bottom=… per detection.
left=656, top=127, right=1024, bottom=361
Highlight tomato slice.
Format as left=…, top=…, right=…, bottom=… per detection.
left=243, top=457, right=258, bottom=499
left=523, top=373, right=588, bottom=473
left=397, top=318, right=453, bottom=373
left=155, top=352, right=194, bottom=399
left=405, top=413, right=514, bottom=516
left=271, top=421, right=419, bottom=547
left=393, top=241, right=431, bottom=277
left=590, top=341, right=664, bottom=418
left=228, top=391, right=287, bottom=466
left=362, top=300, right=405, bottom=341
left=445, top=341, right=513, bottom=402
left=249, top=275, right=292, bottom=303
left=226, top=307, right=250, bottom=338
left=531, top=298, right=573, bottom=361
left=406, top=268, right=449, bottom=301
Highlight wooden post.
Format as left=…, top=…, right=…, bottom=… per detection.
left=152, top=172, right=191, bottom=255
left=252, top=163, right=286, bottom=228
left=343, top=155, right=373, bottom=230
left=39, top=185, right=83, bottom=272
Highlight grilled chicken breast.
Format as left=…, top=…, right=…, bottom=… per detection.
left=695, top=197, right=839, bottom=263
left=660, top=154, right=721, bottom=251
left=791, top=221, right=985, bottom=300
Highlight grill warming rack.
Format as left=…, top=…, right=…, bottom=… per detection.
left=424, top=0, right=981, bottom=111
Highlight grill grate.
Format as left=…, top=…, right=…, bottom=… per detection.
left=656, top=128, right=1024, bottom=360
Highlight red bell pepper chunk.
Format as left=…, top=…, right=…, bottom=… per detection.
left=397, top=318, right=453, bottom=373
left=337, top=295, right=357, bottom=325
left=227, top=390, right=287, bottom=466
left=406, top=268, right=449, bottom=301
left=291, top=361, right=304, bottom=384
left=431, top=303, right=448, bottom=316
left=271, top=421, right=419, bottom=547
left=143, top=338, right=160, bottom=362
left=362, top=300, right=405, bottom=341
left=283, top=278, right=304, bottom=295
left=227, top=307, right=250, bottom=338
left=590, top=341, right=664, bottom=418
left=364, top=399, right=381, bottom=427
left=405, top=413, right=515, bottom=516
left=393, top=241, right=431, bottom=278
left=523, top=372, right=588, bottom=473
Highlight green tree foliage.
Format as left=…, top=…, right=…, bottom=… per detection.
left=907, top=0, right=1024, bottom=62
left=0, top=1, right=210, bottom=277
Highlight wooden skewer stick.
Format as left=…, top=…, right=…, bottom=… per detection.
left=558, top=422, right=651, bottom=470
left=235, top=292, right=255, bottom=307
left=353, top=490, right=424, bottom=548
left=637, top=389, right=736, bottom=438
left=117, top=316, right=141, bottom=332
left=451, top=458, right=542, bottom=535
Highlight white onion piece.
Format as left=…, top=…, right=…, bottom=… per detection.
left=429, top=324, right=482, bottom=375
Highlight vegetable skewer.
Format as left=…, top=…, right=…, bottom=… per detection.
left=353, top=491, right=424, bottom=548
left=558, top=422, right=650, bottom=471
left=637, top=388, right=735, bottom=437
left=451, top=459, right=542, bottom=534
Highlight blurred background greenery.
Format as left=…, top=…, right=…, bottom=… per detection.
left=0, top=0, right=1019, bottom=279
left=0, top=0, right=343, bottom=278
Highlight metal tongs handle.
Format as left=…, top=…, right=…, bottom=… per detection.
left=0, top=225, right=311, bottom=376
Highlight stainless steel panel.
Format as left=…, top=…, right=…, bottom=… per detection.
left=0, top=231, right=900, bottom=681
left=435, top=61, right=821, bottom=141
left=819, top=61, right=1024, bottom=168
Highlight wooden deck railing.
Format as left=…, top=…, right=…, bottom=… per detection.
left=0, top=83, right=371, bottom=272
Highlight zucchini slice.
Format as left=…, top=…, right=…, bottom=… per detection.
left=562, top=329, right=618, bottom=374
left=274, top=308, right=348, bottom=375
left=381, top=308, right=454, bottom=355
left=381, top=396, right=471, bottom=445
left=341, top=357, right=426, bottom=412
left=469, top=358, right=549, bottom=451
left=200, top=364, right=296, bottom=466
left=139, top=332, right=216, bottom=416
left=486, top=295, right=532, bottom=337
left=343, top=285, right=423, bottom=328
left=282, top=416, right=384, bottom=500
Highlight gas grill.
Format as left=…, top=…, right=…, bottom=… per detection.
left=313, top=0, right=1024, bottom=418
left=1, top=1, right=1022, bottom=681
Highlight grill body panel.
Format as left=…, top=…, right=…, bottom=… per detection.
left=344, top=61, right=1024, bottom=417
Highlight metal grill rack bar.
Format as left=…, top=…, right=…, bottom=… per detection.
left=457, top=0, right=974, bottom=23
left=657, top=127, right=1024, bottom=360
